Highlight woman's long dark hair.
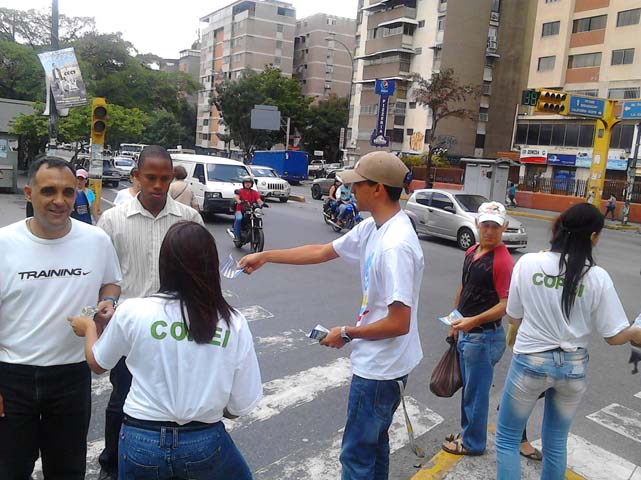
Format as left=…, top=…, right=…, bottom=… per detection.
left=158, top=221, right=234, bottom=343
left=550, top=203, right=604, bottom=319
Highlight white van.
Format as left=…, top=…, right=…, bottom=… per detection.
left=171, top=154, right=252, bottom=215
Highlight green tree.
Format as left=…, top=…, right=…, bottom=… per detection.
left=214, top=66, right=312, bottom=158
left=0, top=40, right=44, bottom=101
left=0, top=8, right=95, bottom=46
left=411, top=69, right=480, bottom=186
left=302, top=94, right=348, bottom=162
left=9, top=103, right=48, bottom=160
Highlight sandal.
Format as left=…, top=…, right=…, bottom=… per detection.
left=444, top=432, right=461, bottom=443
left=520, top=448, right=543, bottom=461
left=441, top=438, right=483, bottom=456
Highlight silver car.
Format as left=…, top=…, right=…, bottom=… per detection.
left=404, top=189, right=528, bottom=250
left=250, top=165, right=291, bottom=203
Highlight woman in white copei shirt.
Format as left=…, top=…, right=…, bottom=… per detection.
left=70, top=221, right=262, bottom=480
left=495, top=203, right=641, bottom=480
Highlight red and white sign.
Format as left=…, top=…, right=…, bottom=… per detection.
left=520, top=147, right=547, bottom=164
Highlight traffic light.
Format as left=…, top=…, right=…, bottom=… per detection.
left=91, top=97, right=108, bottom=145
left=521, top=89, right=540, bottom=107
left=535, top=89, right=568, bottom=114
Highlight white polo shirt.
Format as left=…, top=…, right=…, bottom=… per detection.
left=0, top=219, right=122, bottom=366
left=93, top=295, right=262, bottom=424
left=98, top=195, right=203, bottom=300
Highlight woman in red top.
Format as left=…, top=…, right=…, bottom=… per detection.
left=233, top=176, right=263, bottom=241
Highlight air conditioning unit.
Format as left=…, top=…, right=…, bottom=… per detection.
left=490, top=11, right=500, bottom=22
left=479, top=113, right=489, bottom=122
left=487, top=40, right=498, bottom=50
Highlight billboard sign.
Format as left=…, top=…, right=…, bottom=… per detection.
left=546, top=153, right=576, bottom=166
left=520, top=148, right=547, bottom=164
left=37, top=48, right=88, bottom=108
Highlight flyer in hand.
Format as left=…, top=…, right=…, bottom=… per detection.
left=438, top=309, right=463, bottom=326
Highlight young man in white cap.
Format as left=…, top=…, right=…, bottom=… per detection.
left=240, top=151, right=424, bottom=479
left=442, top=201, right=513, bottom=456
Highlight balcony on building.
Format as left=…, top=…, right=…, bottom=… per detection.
left=360, top=50, right=414, bottom=81
left=486, top=39, right=500, bottom=58
left=365, top=23, right=416, bottom=56
left=365, top=1, right=417, bottom=30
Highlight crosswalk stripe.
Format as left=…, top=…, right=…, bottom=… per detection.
left=255, top=329, right=313, bottom=355
left=586, top=403, right=641, bottom=444
left=634, top=391, right=641, bottom=400
left=225, top=357, right=352, bottom=432
left=255, top=396, right=444, bottom=480
left=532, top=433, right=639, bottom=480
left=238, top=305, right=274, bottom=322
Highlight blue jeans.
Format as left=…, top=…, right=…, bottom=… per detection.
left=458, top=326, right=506, bottom=453
left=118, top=420, right=252, bottom=480
left=496, top=349, right=589, bottom=480
left=233, top=211, right=243, bottom=239
left=340, top=374, right=407, bottom=480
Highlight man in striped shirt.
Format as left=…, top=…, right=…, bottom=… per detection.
left=96, top=145, right=203, bottom=480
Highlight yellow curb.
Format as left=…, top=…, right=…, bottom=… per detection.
left=411, top=450, right=464, bottom=480
left=565, top=469, right=588, bottom=480
left=288, top=194, right=306, bottom=203
left=506, top=210, right=557, bottom=222
left=604, top=224, right=639, bottom=231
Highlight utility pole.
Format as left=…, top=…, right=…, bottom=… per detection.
left=48, top=0, right=59, bottom=153
left=622, top=123, right=640, bottom=225
left=284, top=117, right=290, bottom=150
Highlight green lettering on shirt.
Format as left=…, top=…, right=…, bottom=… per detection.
left=151, top=320, right=167, bottom=339
left=532, top=273, right=585, bottom=298
left=210, top=327, right=223, bottom=346
left=150, top=321, right=229, bottom=348
left=171, top=322, right=187, bottom=341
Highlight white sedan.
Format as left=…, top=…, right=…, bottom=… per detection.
left=113, top=157, right=136, bottom=177
left=250, top=165, right=291, bottom=203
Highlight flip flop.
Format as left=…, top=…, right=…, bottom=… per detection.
left=444, top=432, right=461, bottom=443
left=441, top=438, right=483, bottom=456
left=520, top=448, right=543, bottom=461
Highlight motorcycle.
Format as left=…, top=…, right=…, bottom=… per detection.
left=323, top=200, right=362, bottom=232
left=226, top=202, right=269, bottom=253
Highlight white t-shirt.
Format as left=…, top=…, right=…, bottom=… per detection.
left=113, top=188, right=135, bottom=206
left=332, top=210, right=424, bottom=380
left=93, top=296, right=263, bottom=424
left=507, top=251, right=629, bottom=354
left=0, top=219, right=122, bottom=366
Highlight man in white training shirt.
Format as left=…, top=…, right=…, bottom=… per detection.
left=240, top=151, right=424, bottom=480
left=0, top=157, right=122, bottom=479
left=96, top=145, right=203, bottom=480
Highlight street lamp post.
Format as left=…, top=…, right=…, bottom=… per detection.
left=326, top=37, right=354, bottom=164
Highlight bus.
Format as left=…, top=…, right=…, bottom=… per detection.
left=119, top=143, right=147, bottom=160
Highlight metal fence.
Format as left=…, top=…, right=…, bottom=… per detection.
left=518, top=177, right=641, bottom=204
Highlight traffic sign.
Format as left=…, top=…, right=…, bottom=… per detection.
left=568, top=96, right=605, bottom=118
left=621, top=100, right=641, bottom=119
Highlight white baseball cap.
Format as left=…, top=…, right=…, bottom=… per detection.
left=477, top=201, right=507, bottom=226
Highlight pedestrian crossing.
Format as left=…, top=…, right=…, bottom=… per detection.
left=30, top=292, right=641, bottom=480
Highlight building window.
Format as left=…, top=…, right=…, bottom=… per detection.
left=545, top=0, right=559, bottom=2
left=203, top=119, right=209, bottom=126
left=437, top=18, right=446, bottom=31
left=572, top=15, right=607, bottom=33
left=482, top=81, right=492, bottom=96
left=326, top=65, right=334, bottom=73
left=392, top=129, right=404, bottom=143
left=415, top=47, right=422, bottom=55
left=418, top=20, right=425, bottom=28
left=479, top=107, right=489, bottom=122
left=568, top=89, right=599, bottom=97
left=567, top=52, right=602, bottom=68
left=475, top=134, right=486, bottom=148
left=276, top=24, right=284, bottom=33
left=277, top=7, right=295, bottom=17
left=327, top=17, right=337, bottom=26
left=406, top=128, right=414, bottom=136
left=274, top=56, right=281, bottom=66
left=325, top=83, right=332, bottom=90
left=608, top=87, right=640, bottom=99
left=276, top=40, right=283, bottom=48
left=537, top=56, right=556, bottom=71
left=409, top=102, right=417, bottom=109
left=611, top=48, right=634, bottom=65
left=617, top=8, right=641, bottom=27
left=542, top=21, right=560, bottom=36
left=491, top=0, right=500, bottom=13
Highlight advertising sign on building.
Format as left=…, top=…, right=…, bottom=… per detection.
left=573, top=150, right=628, bottom=170
left=370, top=94, right=390, bottom=147
left=520, top=148, right=547, bottom=164
left=37, top=48, right=88, bottom=108
left=546, top=153, right=576, bottom=166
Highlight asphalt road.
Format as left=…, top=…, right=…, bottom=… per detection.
left=2, top=181, right=641, bottom=479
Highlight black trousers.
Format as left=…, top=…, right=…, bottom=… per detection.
left=98, top=357, right=132, bottom=476
left=0, top=361, right=91, bottom=480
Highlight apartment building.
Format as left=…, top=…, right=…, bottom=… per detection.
left=293, top=14, right=356, bottom=100
left=196, top=0, right=296, bottom=150
left=516, top=0, right=641, bottom=185
left=347, top=0, right=534, bottom=162
left=179, top=47, right=201, bottom=82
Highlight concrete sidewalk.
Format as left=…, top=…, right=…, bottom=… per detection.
left=506, top=207, right=640, bottom=231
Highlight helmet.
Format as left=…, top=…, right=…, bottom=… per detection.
left=241, top=175, right=253, bottom=185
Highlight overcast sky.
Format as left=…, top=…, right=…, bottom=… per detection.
left=6, top=0, right=359, bottom=58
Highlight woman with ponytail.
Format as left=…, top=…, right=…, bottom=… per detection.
left=495, top=203, right=641, bottom=480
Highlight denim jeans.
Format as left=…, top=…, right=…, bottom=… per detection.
left=0, top=361, right=91, bottom=480
left=99, top=357, right=133, bottom=476
left=496, top=348, right=589, bottom=480
left=458, top=326, right=506, bottom=454
left=337, top=203, right=349, bottom=221
left=118, top=420, right=252, bottom=480
left=340, top=374, right=407, bottom=480
left=233, top=211, right=243, bottom=239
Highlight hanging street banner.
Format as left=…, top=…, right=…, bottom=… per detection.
left=38, top=48, right=88, bottom=109
left=370, top=79, right=396, bottom=147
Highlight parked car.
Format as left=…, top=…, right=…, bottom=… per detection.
left=113, top=156, right=136, bottom=177
left=311, top=169, right=348, bottom=200
left=308, top=160, right=342, bottom=179
left=404, top=189, right=528, bottom=250
left=249, top=165, right=291, bottom=203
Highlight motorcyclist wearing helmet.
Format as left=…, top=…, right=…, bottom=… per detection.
left=233, top=176, right=263, bottom=241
